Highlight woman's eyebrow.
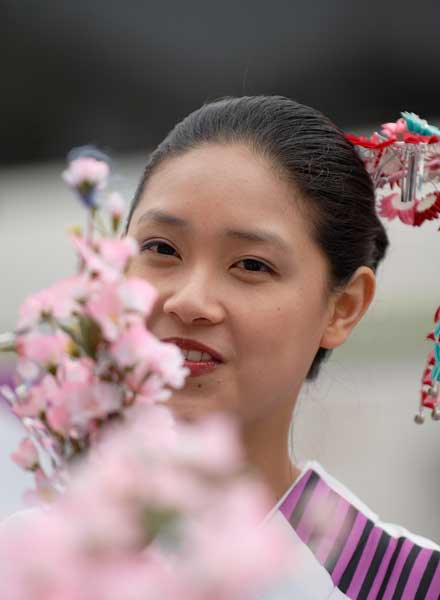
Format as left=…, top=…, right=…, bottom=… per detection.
left=137, top=208, right=189, bottom=227
left=224, top=228, right=290, bottom=252
left=136, top=208, right=289, bottom=252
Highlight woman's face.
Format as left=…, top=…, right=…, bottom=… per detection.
left=127, top=143, right=334, bottom=424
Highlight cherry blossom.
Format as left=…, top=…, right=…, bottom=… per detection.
left=97, top=237, right=139, bottom=273
left=148, top=339, right=189, bottom=389
left=117, top=277, right=157, bottom=315
left=12, top=373, right=58, bottom=418
left=16, top=331, right=70, bottom=368
left=86, top=281, right=125, bottom=341
left=110, top=322, right=159, bottom=369
left=106, top=191, right=126, bottom=221
left=63, top=156, right=110, bottom=208
left=18, top=275, right=86, bottom=329
left=10, top=437, right=39, bottom=471
left=71, top=234, right=138, bottom=282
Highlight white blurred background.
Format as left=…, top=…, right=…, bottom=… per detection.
left=0, top=157, right=439, bottom=542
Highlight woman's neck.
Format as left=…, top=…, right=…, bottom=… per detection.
left=239, top=410, right=302, bottom=506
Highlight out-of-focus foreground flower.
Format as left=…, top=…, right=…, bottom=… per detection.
left=0, top=407, right=296, bottom=600
left=0, top=148, right=299, bottom=600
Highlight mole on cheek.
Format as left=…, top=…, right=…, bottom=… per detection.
left=197, top=383, right=202, bottom=389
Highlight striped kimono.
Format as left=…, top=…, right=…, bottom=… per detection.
left=265, top=461, right=440, bottom=599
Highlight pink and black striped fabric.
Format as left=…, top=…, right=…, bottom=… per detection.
left=278, top=468, right=440, bottom=599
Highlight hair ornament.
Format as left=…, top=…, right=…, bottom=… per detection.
left=345, top=112, right=440, bottom=228
left=347, top=113, right=440, bottom=423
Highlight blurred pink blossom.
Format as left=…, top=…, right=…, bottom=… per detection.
left=84, top=278, right=156, bottom=342
left=18, top=276, right=86, bottom=329
left=71, top=234, right=138, bottom=282
left=48, top=380, right=123, bottom=433
left=149, top=340, right=188, bottom=389
left=110, top=322, right=159, bottom=369
left=174, top=415, right=243, bottom=475
left=0, top=407, right=294, bottom=599
left=13, top=374, right=58, bottom=418
left=126, top=371, right=173, bottom=404
left=16, top=359, right=40, bottom=381
left=117, top=277, right=157, bottom=315
left=97, top=237, right=138, bottom=273
left=61, top=357, right=94, bottom=384
left=46, top=402, right=71, bottom=436
left=86, top=281, right=124, bottom=340
left=63, top=156, right=109, bottom=190
left=10, top=437, right=39, bottom=471
left=16, top=331, right=70, bottom=367
left=106, top=191, right=126, bottom=218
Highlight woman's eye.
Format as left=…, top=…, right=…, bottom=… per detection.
left=235, top=258, right=273, bottom=273
left=141, top=240, right=178, bottom=256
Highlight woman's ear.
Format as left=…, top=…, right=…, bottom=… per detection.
left=320, top=266, right=376, bottom=350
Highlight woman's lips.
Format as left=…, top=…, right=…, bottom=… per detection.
left=184, top=359, right=221, bottom=377
left=160, top=337, right=224, bottom=378
left=161, top=337, right=225, bottom=363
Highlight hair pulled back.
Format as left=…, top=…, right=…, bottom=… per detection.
left=127, top=96, right=389, bottom=381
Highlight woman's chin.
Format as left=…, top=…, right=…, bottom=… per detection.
left=163, top=390, right=228, bottom=423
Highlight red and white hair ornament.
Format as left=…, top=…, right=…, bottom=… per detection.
left=346, top=113, right=440, bottom=424
left=345, top=112, right=440, bottom=228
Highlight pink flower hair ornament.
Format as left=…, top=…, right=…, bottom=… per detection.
left=346, top=112, right=440, bottom=423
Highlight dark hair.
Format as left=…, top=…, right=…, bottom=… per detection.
left=127, top=95, right=389, bottom=381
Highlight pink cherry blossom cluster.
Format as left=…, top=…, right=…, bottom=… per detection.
left=0, top=406, right=296, bottom=600
left=0, top=149, right=301, bottom=598
left=1, top=149, right=188, bottom=499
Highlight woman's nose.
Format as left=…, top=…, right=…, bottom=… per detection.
left=162, top=269, right=225, bottom=326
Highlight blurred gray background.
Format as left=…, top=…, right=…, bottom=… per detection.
left=1, top=1, right=439, bottom=541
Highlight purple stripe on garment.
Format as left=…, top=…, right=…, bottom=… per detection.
left=295, top=478, right=332, bottom=545
left=381, top=538, right=413, bottom=600
left=425, top=558, right=440, bottom=600
left=346, top=525, right=383, bottom=598
left=401, top=547, right=433, bottom=599
left=366, top=537, right=398, bottom=600
left=315, top=495, right=351, bottom=565
left=279, top=469, right=313, bottom=520
left=332, top=511, right=368, bottom=586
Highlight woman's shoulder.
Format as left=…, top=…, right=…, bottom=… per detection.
left=270, top=460, right=439, bottom=599
left=303, top=461, right=439, bottom=550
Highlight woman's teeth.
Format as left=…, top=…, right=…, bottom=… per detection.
left=182, top=349, right=214, bottom=362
